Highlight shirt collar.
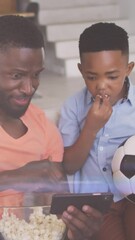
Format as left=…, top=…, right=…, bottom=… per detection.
left=126, top=78, right=135, bottom=106
left=86, top=88, right=93, bottom=105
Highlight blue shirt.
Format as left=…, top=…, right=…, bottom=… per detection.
left=58, top=79, right=135, bottom=202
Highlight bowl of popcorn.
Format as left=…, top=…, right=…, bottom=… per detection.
left=0, top=206, right=66, bottom=240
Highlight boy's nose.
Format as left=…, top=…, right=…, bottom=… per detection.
left=96, top=80, right=107, bottom=95
left=97, top=82, right=106, bottom=89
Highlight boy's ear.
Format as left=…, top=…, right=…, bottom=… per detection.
left=127, top=61, right=134, bottom=75
left=78, top=63, right=82, bottom=74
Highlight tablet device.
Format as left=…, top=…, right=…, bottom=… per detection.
left=50, top=192, right=113, bottom=214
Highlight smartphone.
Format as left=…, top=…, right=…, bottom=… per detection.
left=50, top=192, right=113, bottom=214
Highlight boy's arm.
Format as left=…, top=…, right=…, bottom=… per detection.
left=62, top=95, right=112, bottom=174
left=96, top=199, right=127, bottom=240
left=63, top=120, right=97, bottom=174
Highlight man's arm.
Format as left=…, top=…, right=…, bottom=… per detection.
left=96, top=200, right=127, bottom=240
left=0, top=160, right=69, bottom=193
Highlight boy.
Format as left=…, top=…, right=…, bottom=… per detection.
left=59, top=22, right=135, bottom=200
left=58, top=22, right=135, bottom=239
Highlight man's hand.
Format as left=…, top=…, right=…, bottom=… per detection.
left=62, top=205, right=103, bottom=240
left=0, top=160, right=69, bottom=193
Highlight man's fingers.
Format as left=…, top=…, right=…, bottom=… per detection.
left=82, top=205, right=103, bottom=219
left=62, top=206, right=99, bottom=239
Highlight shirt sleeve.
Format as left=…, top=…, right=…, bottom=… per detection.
left=58, top=97, right=80, bottom=147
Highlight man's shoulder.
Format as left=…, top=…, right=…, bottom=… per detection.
left=23, top=103, right=45, bottom=121
left=27, top=103, right=44, bottom=114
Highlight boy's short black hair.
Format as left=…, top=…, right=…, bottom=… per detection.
left=79, top=22, right=129, bottom=57
left=0, top=15, right=45, bottom=50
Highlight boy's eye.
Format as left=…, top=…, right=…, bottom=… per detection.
left=109, top=76, right=119, bottom=80
left=87, top=76, right=96, bottom=81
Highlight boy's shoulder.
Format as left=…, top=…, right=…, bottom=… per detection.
left=128, top=79, right=135, bottom=103
left=64, top=86, right=90, bottom=105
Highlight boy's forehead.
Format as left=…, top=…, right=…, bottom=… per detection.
left=80, top=50, right=128, bottom=69
left=81, top=50, right=125, bottom=59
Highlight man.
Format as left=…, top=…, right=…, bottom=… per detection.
left=0, top=15, right=102, bottom=240
left=0, top=14, right=67, bottom=205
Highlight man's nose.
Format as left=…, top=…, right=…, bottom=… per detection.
left=19, top=79, right=35, bottom=95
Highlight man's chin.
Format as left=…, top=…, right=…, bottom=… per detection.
left=9, top=106, right=29, bottom=119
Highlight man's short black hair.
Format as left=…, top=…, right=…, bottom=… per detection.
left=79, top=22, right=129, bottom=57
left=0, top=15, right=45, bottom=50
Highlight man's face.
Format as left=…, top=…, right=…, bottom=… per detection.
left=78, top=50, right=134, bottom=105
left=0, top=47, right=44, bottom=118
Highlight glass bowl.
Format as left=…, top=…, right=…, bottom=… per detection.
left=0, top=205, right=67, bottom=240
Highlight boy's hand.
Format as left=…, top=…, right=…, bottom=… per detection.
left=86, top=94, right=112, bottom=134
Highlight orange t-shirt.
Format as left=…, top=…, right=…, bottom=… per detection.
left=0, top=103, right=64, bottom=207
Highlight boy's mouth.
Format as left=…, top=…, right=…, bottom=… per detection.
left=92, top=94, right=109, bottom=102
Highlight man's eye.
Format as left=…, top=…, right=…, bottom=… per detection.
left=11, top=73, right=22, bottom=79
left=33, top=73, right=39, bottom=78
left=32, top=72, right=42, bottom=80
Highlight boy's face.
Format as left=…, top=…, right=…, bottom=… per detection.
left=0, top=47, right=45, bottom=119
left=78, top=50, right=134, bottom=105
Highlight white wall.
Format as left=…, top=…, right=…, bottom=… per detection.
left=119, top=0, right=135, bottom=34
left=129, top=0, right=135, bottom=34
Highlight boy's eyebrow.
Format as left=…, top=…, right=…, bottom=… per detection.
left=86, top=71, right=97, bottom=75
left=106, top=70, right=120, bottom=74
left=86, top=70, right=120, bottom=75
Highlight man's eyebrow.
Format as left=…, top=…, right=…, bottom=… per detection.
left=11, top=67, right=45, bottom=72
